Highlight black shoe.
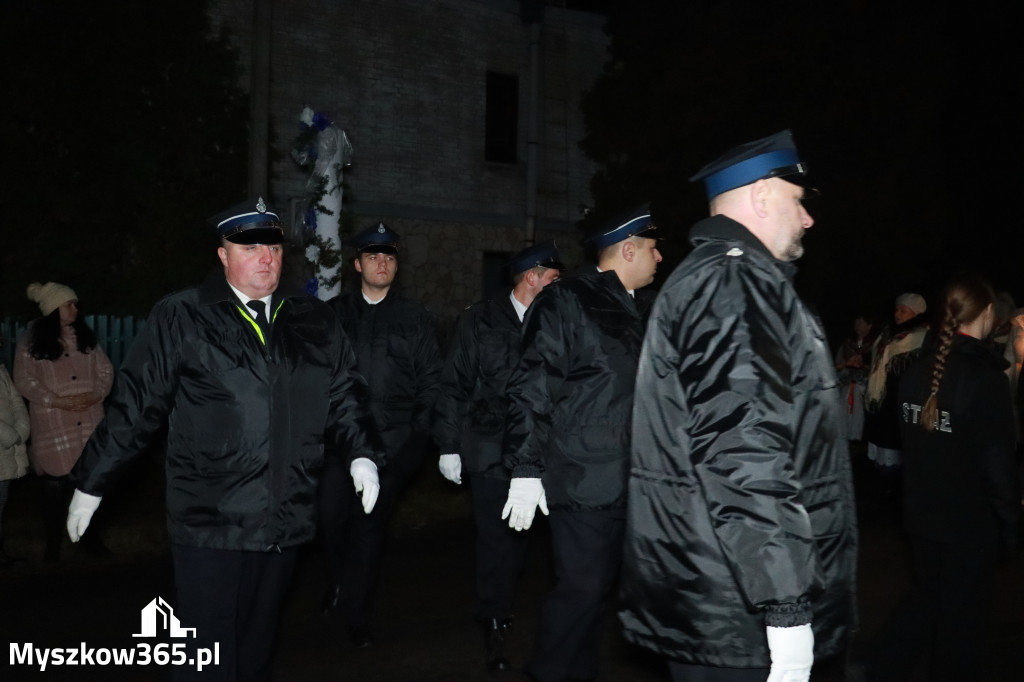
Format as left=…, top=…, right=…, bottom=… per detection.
left=80, top=536, right=113, bottom=557
left=321, top=584, right=342, bottom=614
left=483, top=617, right=512, bottom=672
left=348, top=626, right=374, bottom=648
left=0, top=551, right=26, bottom=568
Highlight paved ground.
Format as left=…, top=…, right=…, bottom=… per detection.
left=1, top=447, right=1022, bottom=681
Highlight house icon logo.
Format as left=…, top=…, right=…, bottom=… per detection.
left=133, top=597, right=197, bottom=638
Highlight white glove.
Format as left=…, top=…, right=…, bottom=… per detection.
left=766, top=624, right=814, bottom=682
left=67, top=489, right=103, bottom=543
left=501, top=478, right=548, bottom=531
left=350, top=457, right=380, bottom=514
left=438, top=454, right=462, bottom=484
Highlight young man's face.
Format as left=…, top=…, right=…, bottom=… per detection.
left=629, top=236, right=663, bottom=289
left=355, top=251, right=398, bottom=290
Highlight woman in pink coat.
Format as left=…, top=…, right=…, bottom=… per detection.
left=14, top=282, right=112, bottom=561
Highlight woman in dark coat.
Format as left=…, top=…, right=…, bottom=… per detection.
left=862, top=272, right=1020, bottom=681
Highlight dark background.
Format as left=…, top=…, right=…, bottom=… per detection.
left=3, top=0, right=1021, bottom=344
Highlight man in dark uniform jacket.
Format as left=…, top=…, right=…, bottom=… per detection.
left=66, top=197, right=382, bottom=681
left=319, top=221, right=442, bottom=646
left=501, top=207, right=662, bottom=682
left=433, top=242, right=564, bottom=672
left=620, top=131, right=858, bottom=682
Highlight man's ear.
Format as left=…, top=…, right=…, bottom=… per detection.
left=217, top=246, right=228, bottom=268
left=751, top=179, right=771, bottom=219
left=353, top=257, right=363, bottom=273
left=621, top=239, right=636, bottom=262
left=524, top=268, right=537, bottom=287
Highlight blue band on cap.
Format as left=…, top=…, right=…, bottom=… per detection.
left=217, top=211, right=281, bottom=235
left=587, top=214, right=652, bottom=249
left=702, top=149, right=801, bottom=199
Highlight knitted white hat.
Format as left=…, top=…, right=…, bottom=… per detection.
left=894, top=292, right=927, bottom=316
left=26, top=282, right=77, bottom=316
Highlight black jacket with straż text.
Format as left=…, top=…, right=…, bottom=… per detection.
left=898, top=334, right=1020, bottom=552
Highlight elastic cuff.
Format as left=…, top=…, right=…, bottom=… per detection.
left=764, top=602, right=812, bottom=628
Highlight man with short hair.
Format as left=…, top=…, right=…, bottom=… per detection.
left=620, top=130, right=858, bottom=682
left=434, top=242, right=563, bottom=672
left=66, top=197, right=382, bottom=681
left=318, top=221, right=442, bottom=646
left=501, top=207, right=662, bottom=682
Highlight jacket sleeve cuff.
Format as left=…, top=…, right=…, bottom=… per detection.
left=764, top=602, right=812, bottom=628
left=511, top=464, right=543, bottom=479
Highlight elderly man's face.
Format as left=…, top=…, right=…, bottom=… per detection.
left=768, top=178, right=814, bottom=262
left=218, top=242, right=283, bottom=299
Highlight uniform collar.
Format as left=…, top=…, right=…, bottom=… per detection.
left=689, top=215, right=797, bottom=278
left=198, top=269, right=306, bottom=307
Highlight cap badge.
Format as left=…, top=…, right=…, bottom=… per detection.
left=256, top=196, right=268, bottom=214
left=377, top=224, right=386, bottom=234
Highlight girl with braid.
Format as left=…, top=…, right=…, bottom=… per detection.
left=859, top=272, right=1020, bottom=682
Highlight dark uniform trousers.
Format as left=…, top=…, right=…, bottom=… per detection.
left=170, top=543, right=298, bottom=682
left=526, top=508, right=625, bottom=682
left=469, top=474, right=531, bottom=621
left=863, top=534, right=997, bottom=682
left=667, top=662, right=770, bottom=681
left=318, top=453, right=414, bottom=628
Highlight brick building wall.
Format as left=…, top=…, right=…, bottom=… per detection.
left=207, top=0, right=609, bottom=327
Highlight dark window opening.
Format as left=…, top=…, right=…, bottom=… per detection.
left=485, top=71, right=518, bottom=163
left=482, top=251, right=513, bottom=299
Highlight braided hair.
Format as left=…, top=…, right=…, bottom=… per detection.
left=919, top=272, right=995, bottom=431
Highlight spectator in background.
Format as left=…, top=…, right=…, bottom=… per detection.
left=858, top=272, right=1019, bottom=681
left=14, top=282, right=113, bottom=561
left=0, top=331, right=31, bottom=567
left=990, top=290, right=1016, bottom=356
left=863, top=292, right=930, bottom=494
left=834, top=312, right=877, bottom=441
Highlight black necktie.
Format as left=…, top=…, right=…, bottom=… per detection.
left=246, top=299, right=272, bottom=343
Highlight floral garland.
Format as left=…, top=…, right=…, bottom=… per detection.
left=291, top=106, right=351, bottom=298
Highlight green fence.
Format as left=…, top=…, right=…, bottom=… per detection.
left=1, top=315, right=145, bottom=373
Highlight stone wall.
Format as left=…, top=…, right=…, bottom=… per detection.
left=207, top=0, right=607, bottom=326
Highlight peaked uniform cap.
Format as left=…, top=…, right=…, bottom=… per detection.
left=344, top=222, right=401, bottom=254
left=508, top=241, right=565, bottom=275
left=209, top=196, right=284, bottom=244
left=690, top=129, right=809, bottom=200
left=584, top=205, right=658, bottom=249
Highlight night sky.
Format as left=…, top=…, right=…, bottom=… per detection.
left=578, top=1, right=1023, bottom=342
left=2, top=0, right=1021, bottom=343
